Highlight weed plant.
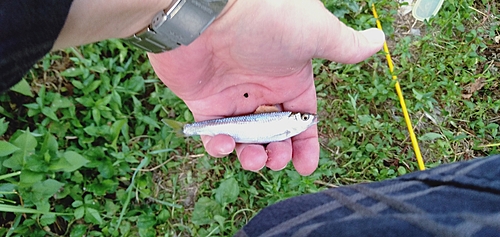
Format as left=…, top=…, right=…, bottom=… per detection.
left=0, top=0, right=498, bottom=236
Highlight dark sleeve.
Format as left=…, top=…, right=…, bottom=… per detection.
left=0, top=0, right=74, bottom=92
left=236, top=155, right=500, bottom=237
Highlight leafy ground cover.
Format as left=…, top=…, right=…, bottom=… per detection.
left=0, top=0, right=499, bottom=236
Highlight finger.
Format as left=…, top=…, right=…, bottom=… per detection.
left=313, top=8, right=385, bottom=64
left=291, top=125, right=320, bottom=175
left=281, top=73, right=320, bottom=175
left=201, top=134, right=235, bottom=158
left=265, top=139, right=293, bottom=171
left=235, top=144, right=268, bottom=171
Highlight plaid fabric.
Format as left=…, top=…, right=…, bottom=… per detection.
left=236, top=155, right=500, bottom=237
left=0, top=0, right=73, bottom=92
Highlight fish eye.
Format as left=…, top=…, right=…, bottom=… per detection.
left=301, top=114, right=310, bottom=121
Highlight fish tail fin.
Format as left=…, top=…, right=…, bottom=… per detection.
left=162, top=119, right=185, bottom=137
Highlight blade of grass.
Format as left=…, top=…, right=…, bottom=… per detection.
left=114, top=156, right=150, bottom=231
left=0, top=171, right=21, bottom=181
left=0, top=204, right=72, bottom=215
left=5, top=213, right=22, bottom=237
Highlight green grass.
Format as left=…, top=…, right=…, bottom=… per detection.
left=0, top=0, right=499, bottom=236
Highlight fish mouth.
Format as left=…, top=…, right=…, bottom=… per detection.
left=313, top=114, right=319, bottom=125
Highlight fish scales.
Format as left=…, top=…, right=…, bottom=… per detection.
left=182, top=111, right=317, bottom=143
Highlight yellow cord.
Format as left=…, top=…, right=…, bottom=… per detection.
left=371, top=4, right=426, bottom=171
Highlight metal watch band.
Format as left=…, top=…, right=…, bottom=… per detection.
left=124, top=0, right=228, bottom=53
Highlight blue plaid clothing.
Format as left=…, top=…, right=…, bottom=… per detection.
left=236, top=155, right=500, bottom=237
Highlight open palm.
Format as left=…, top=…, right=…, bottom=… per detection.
left=148, top=0, right=384, bottom=175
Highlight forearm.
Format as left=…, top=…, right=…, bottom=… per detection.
left=53, top=0, right=173, bottom=50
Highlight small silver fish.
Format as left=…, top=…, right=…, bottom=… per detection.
left=164, top=111, right=317, bottom=143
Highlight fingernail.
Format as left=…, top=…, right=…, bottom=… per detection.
left=247, top=161, right=266, bottom=172
left=361, top=28, right=386, bottom=46
left=218, top=148, right=233, bottom=156
left=271, top=163, right=288, bottom=171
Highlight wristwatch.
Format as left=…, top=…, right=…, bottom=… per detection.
left=124, top=0, right=228, bottom=53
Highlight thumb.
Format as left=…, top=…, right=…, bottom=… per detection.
left=314, top=14, right=385, bottom=64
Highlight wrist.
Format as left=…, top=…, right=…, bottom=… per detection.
left=53, top=0, right=173, bottom=50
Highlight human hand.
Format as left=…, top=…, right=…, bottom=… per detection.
left=148, top=0, right=384, bottom=175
